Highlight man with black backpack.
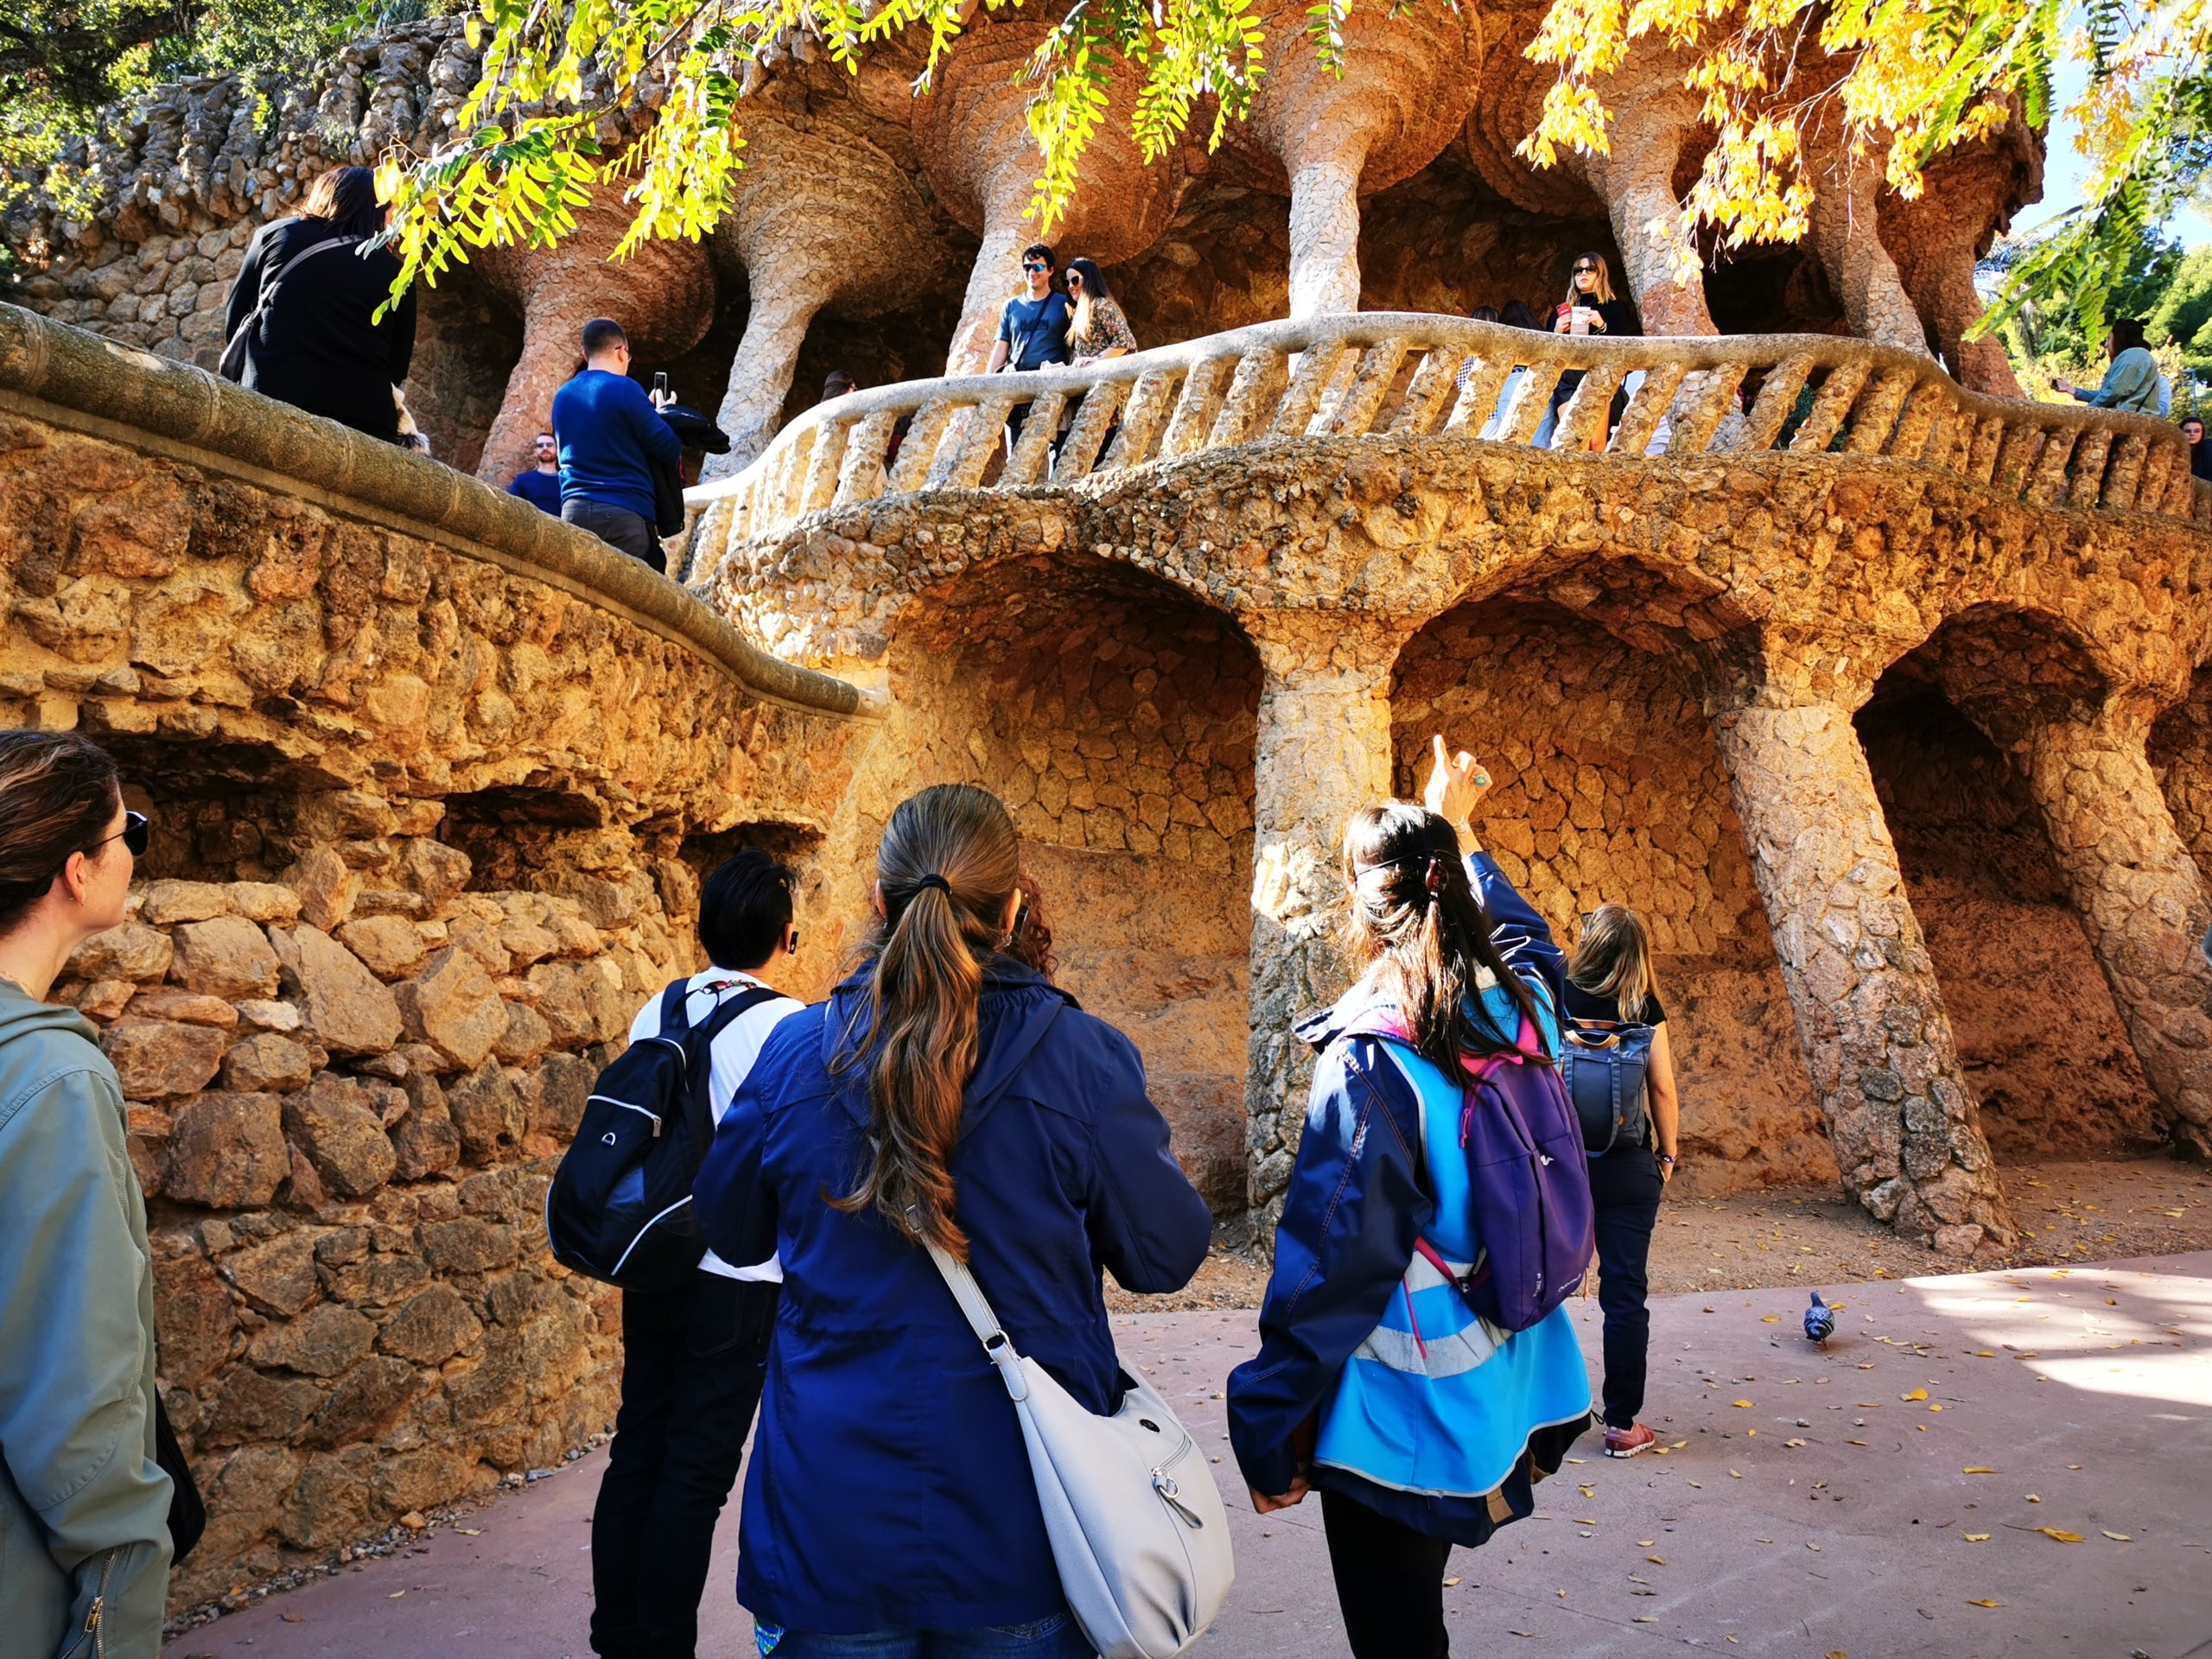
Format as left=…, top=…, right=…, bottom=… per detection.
left=580, top=849, right=804, bottom=1659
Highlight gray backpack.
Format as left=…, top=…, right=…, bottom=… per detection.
left=1560, top=1016, right=1655, bottom=1156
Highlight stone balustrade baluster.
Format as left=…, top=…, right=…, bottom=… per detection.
left=2102, top=432, right=2150, bottom=511
left=1734, top=354, right=1815, bottom=453
left=2064, top=428, right=2113, bottom=510
left=1990, top=422, right=2044, bottom=497
left=1056, top=381, right=1128, bottom=480
left=2140, top=442, right=2178, bottom=515
left=1273, top=343, right=1353, bottom=436
left=1321, top=338, right=1410, bottom=435
left=1842, top=367, right=1918, bottom=455
left=1441, top=357, right=1510, bottom=434
left=1666, top=362, right=1747, bottom=454
left=2024, top=426, right=2080, bottom=507
left=1387, top=347, right=1462, bottom=435
left=1608, top=360, right=1688, bottom=455
left=1210, top=348, right=1292, bottom=448
left=1160, top=356, right=1237, bottom=456
left=1965, top=413, right=2008, bottom=484
left=1102, top=370, right=1184, bottom=469
left=1886, top=379, right=1951, bottom=463
left=1002, top=391, right=1069, bottom=486
left=887, top=397, right=957, bottom=495
left=1702, top=632, right=2013, bottom=1255
left=798, top=419, right=852, bottom=514
left=1554, top=361, right=1627, bottom=452
left=1788, top=360, right=1872, bottom=454
left=1497, top=363, right=1562, bottom=446
left=832, top=410, right=899, bottom=507
left=935, top=395, right=1020, bottom=490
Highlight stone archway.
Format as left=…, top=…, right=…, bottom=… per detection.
left=877, top=549, right=1263, bottom=1211
left=1389, top=591, right=1833, bottom=1193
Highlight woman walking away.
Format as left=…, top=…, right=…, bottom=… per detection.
left=0, top=731, right=173, bottom=1657
left=222, top=166, right=418, bottom=442
left=1537, top=252, right=1638, bottom=448
left=694, top=783, right=1213, bottom=1656
left=1064, top=257, right=1139, bottom=365
left=1563, top=903, right=1681, bottom=1458
left=1228, top=737, right=1593, bottom=1659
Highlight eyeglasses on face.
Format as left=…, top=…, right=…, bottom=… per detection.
left=93, top=810, right=150, bottom=859
left=1066, top=271, right=1084, bottom=285
left=1573, top=263, right=1600, bottom=275
left=1022, top=261, right=1050, bottom=272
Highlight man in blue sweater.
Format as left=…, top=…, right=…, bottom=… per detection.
left=552, top=318, right=682, bottom=571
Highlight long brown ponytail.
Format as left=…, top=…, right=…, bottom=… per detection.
left=831, top=784, right=1020, bottom=1258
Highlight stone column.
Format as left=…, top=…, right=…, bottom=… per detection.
left=1704, top=636, right=2012, bottom=1254
left=2021, top=706, right=2212, bottom=1160
left=1569, top=87, right=1716, bottom=338
left=1244, top=614, right=1404, bottom=1237
left=1285, top=149, right=1370, bottom=321
left=1806, top=143, right=1930, bottom=355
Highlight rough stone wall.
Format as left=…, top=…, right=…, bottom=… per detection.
left=2151, top=666, right=2212, bottom=885
left=836, top=551, right=1261, bottom=1209
left=67, top=871, right=678, bottom=1609
left=1862, top=687, right=2162, bottom=1158
left=1389, top=597, right=1834, bottom=1192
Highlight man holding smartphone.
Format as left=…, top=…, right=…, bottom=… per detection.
left=550, top=316, right=683, bottom=571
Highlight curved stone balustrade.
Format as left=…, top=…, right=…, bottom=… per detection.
left=688, top=312, right=2212, bottom=563
left=0, top=302, right=880, bottom=721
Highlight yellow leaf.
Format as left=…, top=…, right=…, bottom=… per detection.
left=1443, top=1576, right=1462, bottom=1586
left=1904, top=1389, right=1929, bottom=1402
left=1847, top=1439, right=1868, bottom=1446
left=1964, top=1533, right=1991, bottom=1541
left=1963, top=1467, right=1998, bottom=1474
left=1967, top=1598, right=2003, bottom=1607
left=1785, top=1438, right=1808, bottom=1447
left=2102, top=1530, right=2132, bottom=1541
left=1763, top=1315, right=1780, bottom=1323
left=1929, top=1403, right=1945, bottom=1412
left=1646, top=1554, right=1667, bottom=1564
left=2036, top=1528, right=2085, bottom=1543
left=1732, top=1399, right=1754, bottom=1408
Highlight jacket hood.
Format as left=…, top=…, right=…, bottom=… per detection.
left=1293, top=968, right=1393, bottom=1053
left=822, top=957, right=1081, bottom=1138
left=0, top=976, right=99, bottom=1052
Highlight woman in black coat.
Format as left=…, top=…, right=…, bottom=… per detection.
left=223, top=167, right=417, bottom=442
left=1540, top=251, right=1639, bottom=448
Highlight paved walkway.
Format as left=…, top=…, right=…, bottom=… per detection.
left=166, top=1255, right=2212, bottom=1659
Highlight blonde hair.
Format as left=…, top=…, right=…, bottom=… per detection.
left=1565, top=251, right=1617, bottom=307
left=830, top=784, right=1020, bottom=1259
left=1567, top=902, right=1658, bottom=1021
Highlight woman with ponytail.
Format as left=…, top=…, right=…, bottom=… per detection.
left=1227, top=736, right=1595, bottom=1659
left=694, top=784, right=1211, bottom=1657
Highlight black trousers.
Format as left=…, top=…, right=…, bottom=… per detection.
left=589, top=1273, right=779, bottom=1659
left=563, top=496, right=665, bottom=572
left=1588, top=1147, right=1664, bottom=1428
left=1320, top=1486, right=1454, bottom=1659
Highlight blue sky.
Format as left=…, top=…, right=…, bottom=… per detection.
left=2014, top=58, right=2212, bottom=247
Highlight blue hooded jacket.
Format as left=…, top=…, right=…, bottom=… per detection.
left=693, top=957, right=1214, bottom=1634
left=1226, top=853, right=1593, bottom=1545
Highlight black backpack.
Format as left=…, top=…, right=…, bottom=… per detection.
left=1559, top=1017, right=1656, bottom=1156
left=545, top=979, right=780, bottom=1289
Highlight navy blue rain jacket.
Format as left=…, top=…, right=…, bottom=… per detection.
left=1226, top=853, right=1584, bottom=1543
left=693, top=957, right=1214, bottom=1633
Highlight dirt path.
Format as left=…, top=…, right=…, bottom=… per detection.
left=1110, top=1156, right=2212, bottom=1312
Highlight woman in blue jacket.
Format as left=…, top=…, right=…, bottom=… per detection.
left=694, top=783, right=1213, bottom=1657
left=1227, top=738, right=1594, bottom=1658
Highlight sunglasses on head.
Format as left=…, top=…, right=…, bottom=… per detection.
left=93, top=810, right=149, bottom=859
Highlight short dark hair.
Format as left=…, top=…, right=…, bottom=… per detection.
left=1020, top=243, right=1057, bottom=270
left=823, top=371, right=858, bottom=399
left=582, top=318, right=628, bottom=358
left=301, top=166, right=385, bottom=239
left=0, top=731, right=122, bottom=937
left=2110, top=317, right=2149, bottom=353
left=697, top=849, right=797, bottom=969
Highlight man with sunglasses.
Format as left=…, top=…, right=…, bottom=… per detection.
left=985, top=243, right=1073, bottom=378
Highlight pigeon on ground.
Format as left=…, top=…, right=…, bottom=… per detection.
left=1804, top=1291, right=1836, bottom=1344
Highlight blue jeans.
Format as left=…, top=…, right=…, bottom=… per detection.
left=755, top=1612, right=1094, bottom=1658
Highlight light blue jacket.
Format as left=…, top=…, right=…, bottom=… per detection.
left=2071, top=346, right=2162, bottom=412
left=0, top=977, right=172, bottom=1657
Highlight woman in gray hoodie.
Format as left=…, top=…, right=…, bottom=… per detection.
left=0, top=730, right=172, bottom=1656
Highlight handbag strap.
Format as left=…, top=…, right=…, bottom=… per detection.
left=268, top=234, right=355, bottom=289
left=920, top=1236, right=1033, bottom=1402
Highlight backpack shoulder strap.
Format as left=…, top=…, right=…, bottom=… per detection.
left=691, top=982, right=784, bottom=1045
left=658, top=977, right=694, bottom=1036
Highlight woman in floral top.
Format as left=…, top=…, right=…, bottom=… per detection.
left=1065, top=257, right=1139, bottom=363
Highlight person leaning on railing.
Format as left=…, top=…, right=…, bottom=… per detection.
left=1538, top=253, right=1638, bottom=450
left=2054, top=318, right=2163, bottom=414
left=1064, top=257, right=1137, bottom=365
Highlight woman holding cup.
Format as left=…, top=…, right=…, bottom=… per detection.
left=1536, top=252, right=1639, bottom=448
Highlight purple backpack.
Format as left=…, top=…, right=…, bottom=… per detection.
left=1355, top=1003, right=1596, bottom=1332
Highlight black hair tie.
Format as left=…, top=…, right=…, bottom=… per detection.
left=912, top=873, right=952, bottom=896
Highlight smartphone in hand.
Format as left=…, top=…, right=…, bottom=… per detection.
left=652, top=372, right=670, bottom=404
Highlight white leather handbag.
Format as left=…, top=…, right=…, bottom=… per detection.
left=924, top=1242, right=1236, bottom=1659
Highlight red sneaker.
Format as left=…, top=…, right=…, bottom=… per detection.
left=1604, top=1421, right=1657, bottom=1459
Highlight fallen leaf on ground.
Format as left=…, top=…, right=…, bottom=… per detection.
left=1904, top=1389, right=1929, bottom=1402
left=1637, top=1540, right=1655, bottom=1547
left=1730, top=1469, right=1744, bottom=1478
left=1974, top=1350, right=1995, bottom=1357
left=1762, top=1316, right=1779, bottom=1323
left=2102, top=1530, right=2132, bottom=1541
left=1442, top=1576, right=1461, bottom=1586
left=280, top=1613, right=303, bottom=1624
left=456, top=1528, right=482, bottom=1536
left=1645, top=1554, right=1666, bottom=1565
left=386, top=1590, right=406, bottom=1599
left=1634, top=1616, right=1657, bottom=1623
left=1847, top=1439, right=1869, bottom=1446
left=1786, top=1438, right=1808, bottom=1447
left=2036, top=1528, right=2085, bottom=1543
left=1732, top=1399, right=1754, bottom=1408
left=1964, top=1533, right=1991, bottom=1542
left=1967, top=1599, right=2003, bottom=1608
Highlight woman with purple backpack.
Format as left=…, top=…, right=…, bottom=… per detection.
left=1227, top=735, right=1595, bottom=1659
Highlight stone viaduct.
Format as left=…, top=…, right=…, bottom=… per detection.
left=0, top=1, right=2204, bottom=1624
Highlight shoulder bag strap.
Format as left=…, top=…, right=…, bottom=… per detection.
left=268, top=234, right=356, bottom=289
left=921, top=1236, right=1033, bottom=1402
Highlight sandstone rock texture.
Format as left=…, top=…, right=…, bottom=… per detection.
left=1, top=304, right=880, bottom=1615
